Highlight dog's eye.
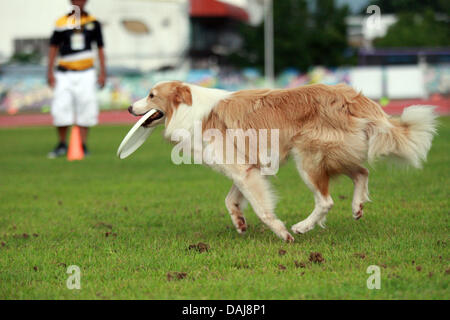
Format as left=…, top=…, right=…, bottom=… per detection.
left=149, top=93, right=154, bottom=99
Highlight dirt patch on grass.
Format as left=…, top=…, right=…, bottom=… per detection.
left=105, top=232, right=117, bottom=238
left=294, top=260, right=306, bottom=268
left=354, top=252, right=366, bottom=259
left=278, top=249, right=287, bottom=256
left=309, top=252, right=324, bottom=264
left=188, top=242, right=209, bottom=253
left=167, top=272, right=187, bottom=281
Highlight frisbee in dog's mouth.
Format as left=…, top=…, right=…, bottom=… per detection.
left=117, top=109, right=164, bottom=159
left=142, top=109, right=164, bottom=128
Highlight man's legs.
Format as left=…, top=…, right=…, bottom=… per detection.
left=79, top=126, right=89, bottom=144
left=49, top=125, right=89, bottom=158
left=54, top=126, right=90, bottom=145
left=75, top=69, right=98, bottom=154
left=48, top=126, right=69, bottom=158
left=48, top=71, right=73, bottom=158
left=79, top=126, right=90, bottom=154
left=57, top=126, right=69, bottom=144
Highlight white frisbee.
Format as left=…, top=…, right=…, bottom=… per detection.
left=117, top=109, right=161, bottom=159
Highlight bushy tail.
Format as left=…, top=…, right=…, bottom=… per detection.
left=367, top=105, right=438, bottom=168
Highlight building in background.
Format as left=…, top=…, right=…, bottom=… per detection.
left=0, top=0, right=189, bottom=71
left=346, top=14, right=450, bottom=66
left=0, top=0, right=264, bottom=71
left=189, top=0, right=249, bottom=69
left=346, top=14, right=397, bottom=49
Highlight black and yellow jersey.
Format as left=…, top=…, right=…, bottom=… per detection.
left=50, top=11, right=104, bottom=71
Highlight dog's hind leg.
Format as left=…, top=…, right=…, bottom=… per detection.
left=291, top=150, right=334, bottom=234
left=221, top=164, right=294, bottom=242
left=346, top=166, right=370, bottom=220
left=225, top=184, right=248, bottom=234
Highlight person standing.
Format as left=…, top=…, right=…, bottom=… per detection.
left=47, top=0, right=106, bottom=158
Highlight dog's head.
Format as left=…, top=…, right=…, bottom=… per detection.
left=128, top=81, right=192, bottom=127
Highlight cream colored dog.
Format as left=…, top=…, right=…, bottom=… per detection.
left=128, top=81, right=437, bottom=242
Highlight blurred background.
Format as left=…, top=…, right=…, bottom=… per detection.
left=0, top=0, right=449, bottom=124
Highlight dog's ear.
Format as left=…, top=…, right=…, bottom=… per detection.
left=174, top=85, right=192, bottom=106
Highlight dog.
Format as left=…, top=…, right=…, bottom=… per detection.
left=128, top=81, right=437, bottom=242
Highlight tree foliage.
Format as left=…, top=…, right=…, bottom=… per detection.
left=367, top=0, right=450, bottom=47
left=364, top=0, right=450, bottom=15
left=230, top=0, right=351, bottom=74
left=374, top=9, right=450, bottom=48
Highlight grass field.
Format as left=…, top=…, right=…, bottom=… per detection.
left=0, top=117, right=448, bottom=300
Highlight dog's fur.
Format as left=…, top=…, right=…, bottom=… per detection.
left=129, top=81, right=438, bottom=242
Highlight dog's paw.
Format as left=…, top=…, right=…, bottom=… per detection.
left=269, top=219, right=294, bottom=242
left=235, top=216, right=247, bottom=234
left=317, top=216, right=327, bottom=229
left=353, top=203, right=364, bottom=220
left=285, top=233, right=295, bottom=243
left=231, top=215, right=247, bottom=234
left=291, top=220, right=315, bottom=234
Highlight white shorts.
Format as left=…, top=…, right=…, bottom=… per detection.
left=51, top=69, right=99, bottom=127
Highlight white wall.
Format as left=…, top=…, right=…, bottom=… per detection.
left=350, top=67, right=383, bottom=99
left=386, top=66, right=427, bottom=99
left=0, top=0, right=190, bottom=71
left=0, top=0, right=67, bottom=62
left=349, top=65, right=427, bottom=99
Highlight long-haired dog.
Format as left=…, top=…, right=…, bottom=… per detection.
left=128, top=81, right=437, bottom=242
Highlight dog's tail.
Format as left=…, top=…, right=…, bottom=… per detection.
left=367, top=105, right=438, bottom=168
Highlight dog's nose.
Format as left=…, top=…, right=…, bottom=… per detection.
left=127, top=106, right=133, bottom=114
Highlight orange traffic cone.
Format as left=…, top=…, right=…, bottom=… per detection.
left=67, top=126, right=84, bottom=161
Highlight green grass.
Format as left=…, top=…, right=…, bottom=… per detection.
left=0, top=117, right=449, bottom=300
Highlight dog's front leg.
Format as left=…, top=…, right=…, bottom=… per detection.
left=220, top=164, right=294, bottom=242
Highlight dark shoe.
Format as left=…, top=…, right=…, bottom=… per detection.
left=47, top=142, right=67, bottom=159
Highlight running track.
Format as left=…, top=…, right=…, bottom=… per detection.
left=0, top=98, right=448, bottom=128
